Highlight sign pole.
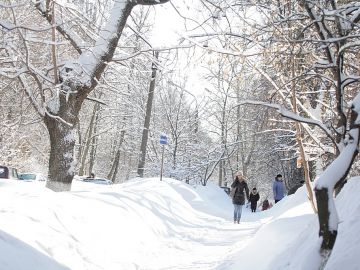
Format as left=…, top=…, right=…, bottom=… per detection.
left=160, top=144, right=165, bottom=181
left=159, top=134, right=167, bottom=181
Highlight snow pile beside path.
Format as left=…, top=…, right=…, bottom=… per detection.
left=325, top=177, right=360, bottom=270
left=223, top=177, right=360, bottom=270
left=192, top=182, right=233, bottom=218
left=0, top=177, right=235, bottom=270
left=219, top=185, right=319, bottom=270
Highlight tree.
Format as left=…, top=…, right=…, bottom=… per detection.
left=1, top=0, right=170, bottom=191
left=194, top=0, right=359, bottom=260
left=137, top=52, right=160, bottom=177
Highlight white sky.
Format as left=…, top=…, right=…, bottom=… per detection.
left=146, top=1, right=213, bottom=99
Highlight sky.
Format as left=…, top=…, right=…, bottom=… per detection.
left=0, top=176, right=359, bottom=269
left=145, top=0, right=214, bottom=99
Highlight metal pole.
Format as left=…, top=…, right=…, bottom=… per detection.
left=160, top=144, right=165, bottom=181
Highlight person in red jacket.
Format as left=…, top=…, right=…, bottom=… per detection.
left=249, top=188, right=260, bottom=212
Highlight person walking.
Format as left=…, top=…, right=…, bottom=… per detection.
left=231, top=172, right=250, bottom=223
left=249, top=188, right=260, bottom=212
left=273, top=174, right=286, bottom=203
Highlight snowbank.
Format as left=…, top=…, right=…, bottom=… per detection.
left=325, top=177, right=360, bottom=270
left=222, top=178, right=360, bottom=270
left=0, top=178, right=245, bottom=270
left=0, top=176, right=358, bottom=270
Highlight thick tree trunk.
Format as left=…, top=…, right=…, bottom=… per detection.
left=45, top=115, right=77, bottom=192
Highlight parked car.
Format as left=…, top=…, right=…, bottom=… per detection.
left=19, top=173, right=47, bottom=182
left=0, top=165, right=19, bottom=180
left=83, top=177, right=113, bottom=185
left=73, top=175, right=87, bottom=181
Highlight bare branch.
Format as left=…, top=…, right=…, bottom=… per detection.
left=236, top=100, right=339, bottom=151
left=136, top=0, right=170, bottom=5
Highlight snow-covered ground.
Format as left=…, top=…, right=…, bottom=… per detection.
left=0, top=177, right=358, bottom=270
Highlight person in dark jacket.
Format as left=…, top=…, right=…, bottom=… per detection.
left=231, top=171, right=250, bottom=223
left=273, top=174, right=286, bottom=203
left=249, top=188, right=260, bottom=212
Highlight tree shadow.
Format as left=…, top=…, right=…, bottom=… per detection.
left=0, top=229, right=70, bottom=270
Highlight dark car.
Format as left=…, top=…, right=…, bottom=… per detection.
left=83, top=177, right=113, bottom=185
left=0, top=165, right=19, bottom=180
left=220, top=186, right=231, bottom=195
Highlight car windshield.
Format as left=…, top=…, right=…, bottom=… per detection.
left=0, top=167, right=6, bottom=178
left=20, top=174, right=36, bottom=180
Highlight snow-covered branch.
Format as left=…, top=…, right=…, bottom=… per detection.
left=236, top=100, right=338, bottom=150
left=35, top=2, right=84, bottom=54
left=136, top=0, right=170, bottom=5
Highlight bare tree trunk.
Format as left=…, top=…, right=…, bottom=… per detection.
left=218, top=88, right=228, bottom=186
left=108, top=149, right=121, bottom=182
left=79, top=102, right=99, bottom=175
left=88, top=135, right=97, bottom=177
left=51, top=2, right=58, bottom=85
left=88, top=106, right=100, bottom=176
left=107, top=129, right=125, bottom=182
left=291, top=57, right=317, bottom=213
left=137, top=52, right=159, bottom=177
left=77, top=122, right=82, bottom=166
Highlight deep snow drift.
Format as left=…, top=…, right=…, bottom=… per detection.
left=0, top=177, right=358, bottom=270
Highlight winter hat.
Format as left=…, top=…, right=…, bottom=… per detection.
left=276, top=174, right=282, bottom=178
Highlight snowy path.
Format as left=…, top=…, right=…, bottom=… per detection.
left=151, top=214, right=263, bottom=270
left=0, top=177, right=319, bottom=270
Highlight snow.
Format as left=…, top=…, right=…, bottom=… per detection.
left=352, top=92, right=360, bottom=125
left=0, top=177, right=359, bottom=270
left=78, top=0, right=128, bottom=81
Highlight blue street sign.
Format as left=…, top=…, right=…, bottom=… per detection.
left=160, top=134, right=167, bottom=145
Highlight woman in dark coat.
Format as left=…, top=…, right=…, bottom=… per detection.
left=231, top=172, right=250, bottom=223
left=249, top=188, right=260, bottom=212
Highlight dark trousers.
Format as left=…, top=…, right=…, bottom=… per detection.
left=250, top=202, right=257, bottom=212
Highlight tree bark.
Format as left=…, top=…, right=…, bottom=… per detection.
left=315, top=116, right=359, bottom=252
left=108, top=129, right=125, bottom=182
left=79, top=102, right=99, bottom=175
left=315, top=188, right=337, bottom=250
left=88, top=108, right=100, bottom=176
left=137, top=52, right=159, bottom=177
left=291, top=56, right=317, bottom=213
left=45, top=114, right=77, bottom=191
